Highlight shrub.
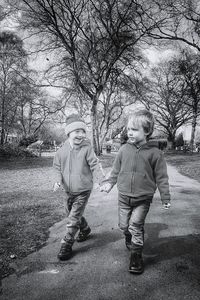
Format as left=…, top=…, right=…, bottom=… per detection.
left=19, top=135, right=38, bottom=147
left=0, top=144, right=36, bottom=158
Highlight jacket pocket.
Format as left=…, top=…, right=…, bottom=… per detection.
left=80, top=174, right=92, bottom=187
left=117, top=172, right=132, bottom=193
left=134, top=172, right=155, bottom=194
left=69, top=174, right=80, bottom=191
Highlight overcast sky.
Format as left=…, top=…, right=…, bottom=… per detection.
left=0, top=8, right=176, bottom=98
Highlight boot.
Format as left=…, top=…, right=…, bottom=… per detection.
left=125, top=233, right=132, bottom=250
left=57, top=241, right=72, bottom=261
left=129, top=251, right=144, bottom=274
left=76, top=226, right=91, bottom=242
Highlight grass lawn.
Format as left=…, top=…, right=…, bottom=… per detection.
left=0, top=151, right=199, bottom=279
left=0, top=154, right=115, bottom=278
left=165, top=151, right=200, bottom=183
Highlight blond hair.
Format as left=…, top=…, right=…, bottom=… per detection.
left=127, top=109, right=154, bottom=139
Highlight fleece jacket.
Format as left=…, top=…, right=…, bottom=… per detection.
left=107, top=140, right=171, bottom=204
left=53, top=139, right=98, bottom=194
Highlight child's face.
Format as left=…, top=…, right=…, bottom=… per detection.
left=127, top=120, right=148, bottom=146
left=68, top=129, right=86, bottom=145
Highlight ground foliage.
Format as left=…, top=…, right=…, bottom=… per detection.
left=0, top=144, right=35, bottom=158
left=165, top=152, right=200, bottom=183
left=0, top=154, right=115, bottom=278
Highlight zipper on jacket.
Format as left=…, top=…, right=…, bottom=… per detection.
left=68, top=148, right=72, bottom=192
left=131, top=148, right=140, bottom=194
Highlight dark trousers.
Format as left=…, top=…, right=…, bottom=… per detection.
left=63, top=190, right=91, bottom=246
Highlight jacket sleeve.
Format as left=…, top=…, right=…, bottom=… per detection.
left=154, top=152, right=171, bottom=204
left=86, top=146, right=99, bottom=172
left=106, top=150, right=122, bottom=187
left=86, top=146, right=108, bottom=184
left=52, top=151, right=62, bottom=183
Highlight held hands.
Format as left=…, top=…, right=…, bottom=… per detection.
left=100, top=183, right=112, bottom=193
left=162, top=202, right=171, bottom=210
left=93, top=183, right=100, bottom=190
left=53, top=182, right=61, bottom=192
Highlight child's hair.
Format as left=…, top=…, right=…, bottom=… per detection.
left=127, top=109, right=154, bottom=139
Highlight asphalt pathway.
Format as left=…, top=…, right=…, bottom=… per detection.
left=1, top=165, right=200, bottom=300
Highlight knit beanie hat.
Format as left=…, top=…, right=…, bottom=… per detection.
left=65, top=114, right=87, bottom=136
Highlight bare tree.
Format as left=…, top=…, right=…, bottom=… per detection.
left=0, top=0, right=13, bottom=21
left=10, top=0, right=159, bottom=155
left=0, top=31, right=27, bottom=144
left=18, top=89, right=53, bottom=137
left=0, top=30, right=62, bottom=144
left=147, top=61, right=193, bottom=148
left=176, top=50, right=200, bottom=150
left=146, top=0, right=200, bottom=52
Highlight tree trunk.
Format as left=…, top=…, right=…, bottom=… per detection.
left=0, top=89, right=6, bottom=145
left=190, top=111, right=197, bottom=152
left=91, top=102, right=101, bottom=156
left=167, top=132, right=176, bottom=150
left=95, top=125, right=101, bottom=155
left=0, top=118, right=5, bottom=145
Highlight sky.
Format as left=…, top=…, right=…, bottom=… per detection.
left=144, top=48, right=175, bottom=65
left=0, top=6, right=176, bottom=99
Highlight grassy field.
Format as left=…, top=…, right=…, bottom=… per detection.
left=165, top=151, right=200, bottom=183
left=0, top=154, right=115, bottom=278
left=0, top=151, right=200, bottom=279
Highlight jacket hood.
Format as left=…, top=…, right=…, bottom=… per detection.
left=127, top=139, right=159, bottom=149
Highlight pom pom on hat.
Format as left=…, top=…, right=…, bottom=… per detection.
left=65, top=114, right=87, bottom=136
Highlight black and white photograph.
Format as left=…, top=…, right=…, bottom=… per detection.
left=0, top=1, right=200, bottom=299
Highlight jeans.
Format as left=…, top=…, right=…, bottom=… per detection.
left=118, top=193, right=150, bottom=253
left=63, top=190, right=91, bottom=246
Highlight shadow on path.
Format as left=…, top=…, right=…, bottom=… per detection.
left=73, top=229, right=122, bottom=254
left=144, top=222, right=200, bottom=268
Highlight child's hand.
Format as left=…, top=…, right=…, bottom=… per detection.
left=100, top=183, right=112, bottom=193
left=93, top=183, right=100, bottom=190
left=162, top=203, right=171, bottom=210
left=53, top=182, right=61, bottom=192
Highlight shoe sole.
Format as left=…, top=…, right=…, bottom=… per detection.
left=58, top=255, right=72, bottom=261
left=76, top=235, right=91, bottom=242
left=129, top=268, right=144, bottom=274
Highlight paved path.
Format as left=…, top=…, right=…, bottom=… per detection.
left=1, top=165, right=200, bottom=300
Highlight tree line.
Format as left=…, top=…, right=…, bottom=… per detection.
left=0, top=0, right=200, bottom=153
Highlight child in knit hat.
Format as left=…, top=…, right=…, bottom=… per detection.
left=53, top=114, right=104, bottom=260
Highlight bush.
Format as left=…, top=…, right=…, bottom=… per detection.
left=0, top=144, right=36, bottom=158
left=19, top=135, right=38, bottom=147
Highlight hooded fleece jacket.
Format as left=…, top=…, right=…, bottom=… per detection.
left=107, top=140, right=170, bottom=204
left=53, top=139, right=98, bottom=194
